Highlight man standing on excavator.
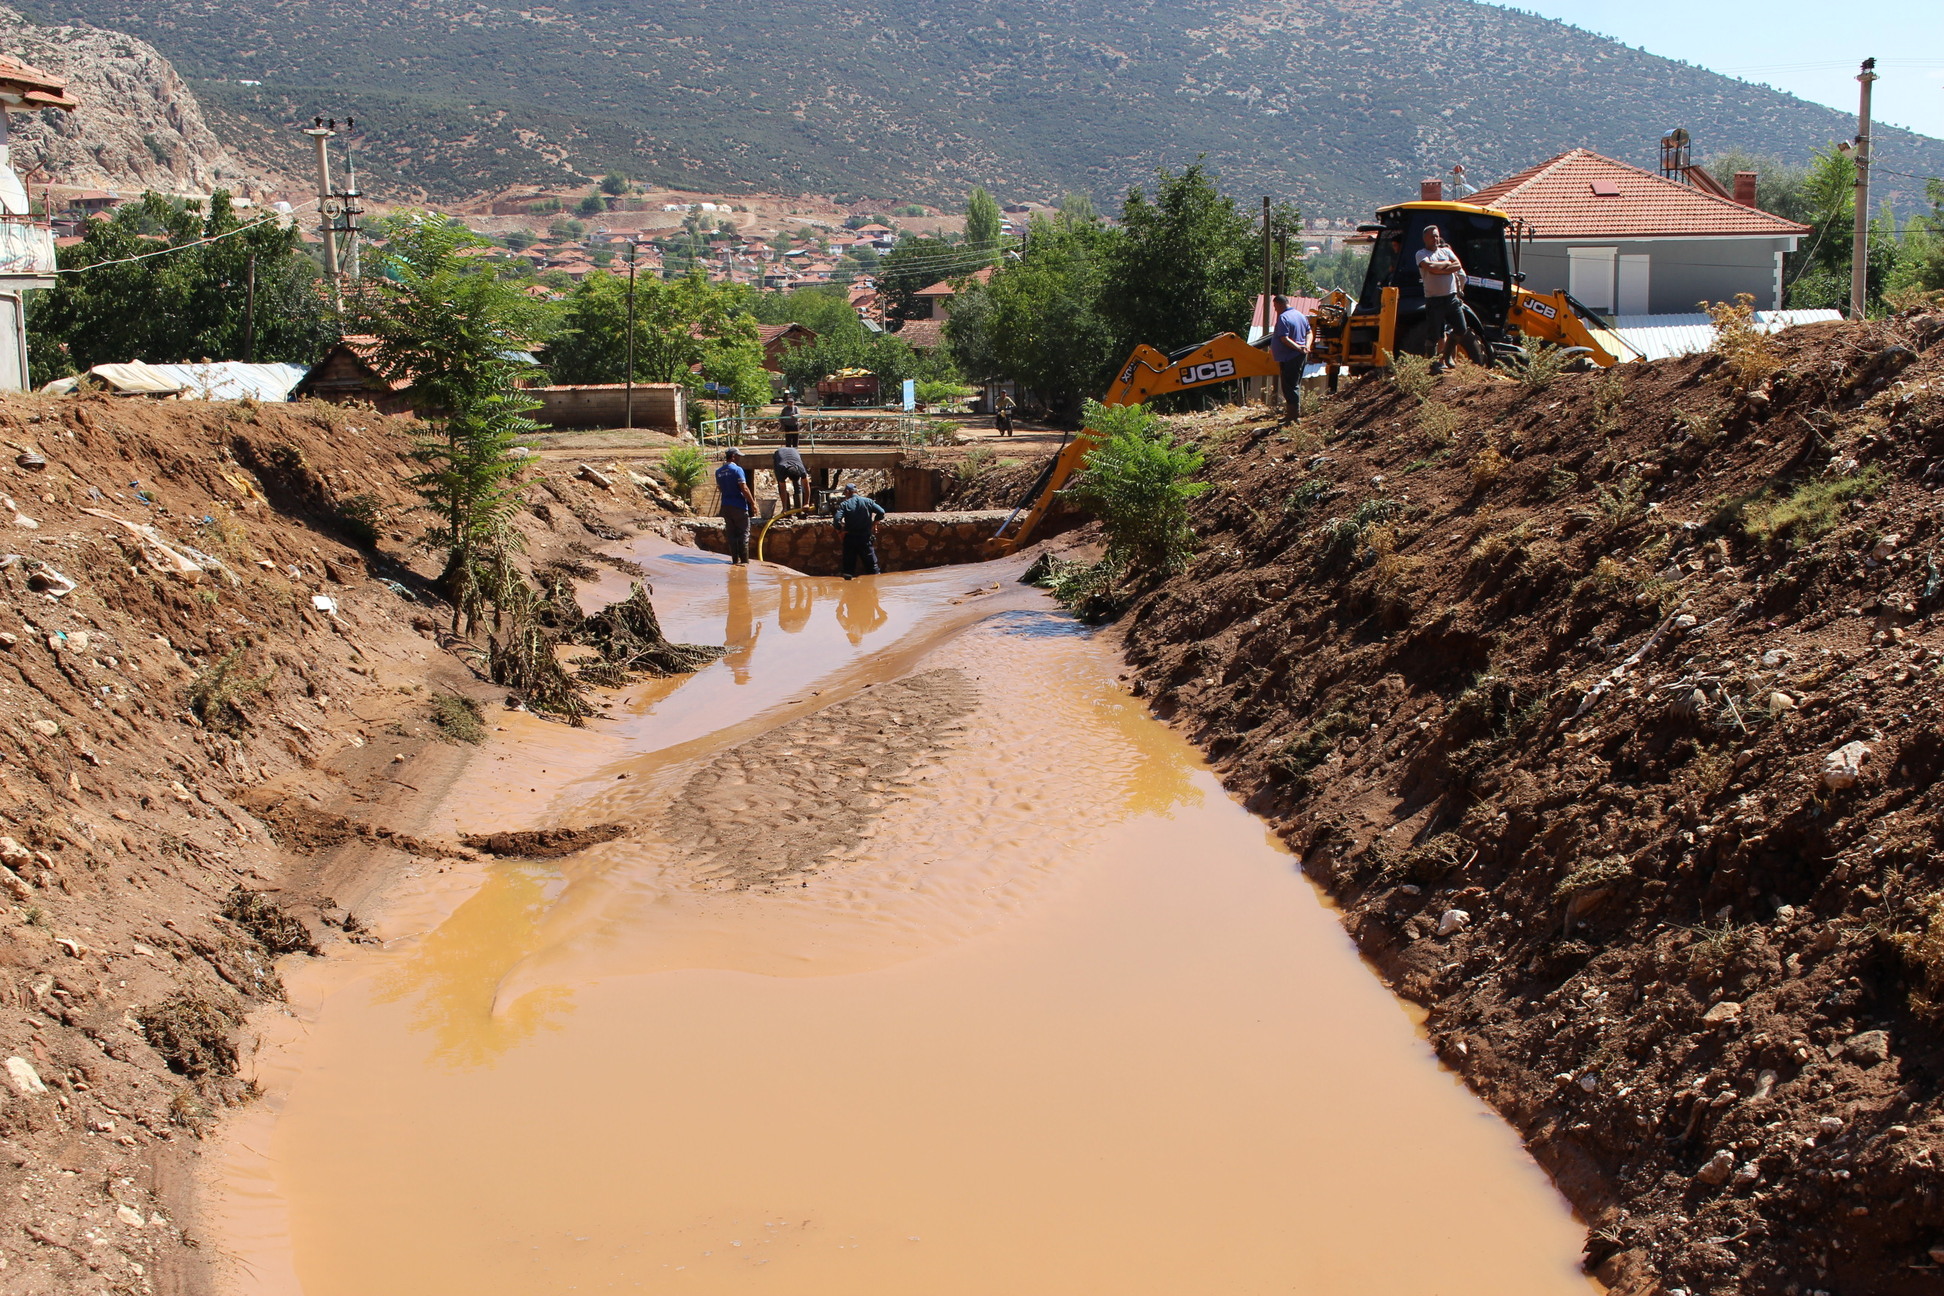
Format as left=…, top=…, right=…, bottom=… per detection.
left=1267, top=293, right=1312, bottom=423
left=1415, top=226, right=1466, bottom=373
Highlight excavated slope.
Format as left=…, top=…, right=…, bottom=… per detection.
left=1118, top=314, right=1944, bottom=1295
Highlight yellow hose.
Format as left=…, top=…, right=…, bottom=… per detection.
left=756, top=506, right=817, bottom=564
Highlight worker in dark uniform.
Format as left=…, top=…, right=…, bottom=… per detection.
left=831, top=482, right=886, bottom=580
left=773, top=432, right=810, bottom=512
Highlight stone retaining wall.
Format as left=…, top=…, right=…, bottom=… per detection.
left=681, top=510, right=1011, bottom=574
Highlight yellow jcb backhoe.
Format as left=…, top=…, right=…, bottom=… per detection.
left=990, top=333, right=1280, bottom=555
left=1309, top=199, right=1639, bottom=381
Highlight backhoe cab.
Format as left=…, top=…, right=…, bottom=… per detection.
left=1309, top=200, right=1636, bottom=377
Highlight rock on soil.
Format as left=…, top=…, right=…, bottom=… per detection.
left=1094, top=311, right=1944, bottom=1295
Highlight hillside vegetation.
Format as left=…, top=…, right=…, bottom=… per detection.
left=29, top=0, right=1944, bottom=213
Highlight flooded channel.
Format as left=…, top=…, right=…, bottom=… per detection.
left=211, top=549, right=1597, bottom=1295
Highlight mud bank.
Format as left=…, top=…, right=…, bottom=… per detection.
left=206, top=550, right=1598, bottom=1296
left=1101, top=312, right=1944, bottom=1295
left=0, top=391, right=683, bottom=1292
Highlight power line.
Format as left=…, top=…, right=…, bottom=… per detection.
left=54, top=217, right=279, bottom=273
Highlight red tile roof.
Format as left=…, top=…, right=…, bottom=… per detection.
left=896, top=318, right=946, bottom=349
left=916, top=264, right=995, bottom=297
left=0, top=56, right=77, bottom=110
left=1466, top=149, right=1809, bottom=239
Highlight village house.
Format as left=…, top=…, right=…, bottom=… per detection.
left=911, top=265, right=994, bottom=320
left=1463, top=148, right=1810, bottom=314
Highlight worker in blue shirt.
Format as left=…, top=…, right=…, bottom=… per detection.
left=714, top=447, right=757, bottom=564
left=831, top=482, right=886, bottom=580
left=1268, top=293, right=1312, bottom=423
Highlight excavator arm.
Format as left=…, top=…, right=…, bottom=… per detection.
left=993, top=333, right=1279, bottom=555
left=1506, top=289, right=1640, bottom=366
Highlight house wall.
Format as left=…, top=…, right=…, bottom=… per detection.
left=1518, top=237, right=1793, bottom=313
left=531, top=383, right=686, bottom=431
left=293, top=351, right=415, bottom=415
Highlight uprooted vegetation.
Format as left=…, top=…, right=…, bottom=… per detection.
left=1090, top=311, right=1944, bottom=1295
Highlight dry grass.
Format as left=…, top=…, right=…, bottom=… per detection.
left=1469, top=445, right=1507, bottom=492
left=1706, top=293, right=1780, bottom=392
left=1416, top=400, right=1461, bottom=446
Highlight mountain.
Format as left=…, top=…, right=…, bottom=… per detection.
left=0, top=5, right=260, bottom=194
left=21, top=0, right=1944, bottom=216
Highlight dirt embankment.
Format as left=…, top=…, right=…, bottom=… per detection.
left=1089, top=313, right=1944, bottom=1295
left=0, top=392, right=677, bottom=1293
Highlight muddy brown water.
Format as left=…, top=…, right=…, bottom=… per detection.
left=210, top=549, right=1598, bottom=1295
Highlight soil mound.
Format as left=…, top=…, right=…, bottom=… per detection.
left=1117, top=313, right=1944, bottom=1295
left=0, top=390, right=681, bottom=1290
left=460, top=823, right=628, bottom=858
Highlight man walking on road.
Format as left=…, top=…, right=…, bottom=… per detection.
left=1267, top=294, right=1312, bottom=423
left=716, top=447, right=758, bottom=565
left=832, top=482, right=886, bottom=580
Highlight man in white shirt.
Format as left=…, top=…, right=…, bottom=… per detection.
left=1413, top=225, right=1465, bottom=373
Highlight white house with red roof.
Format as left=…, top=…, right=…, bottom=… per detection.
left=1466, top=149, right=1811, bottom=315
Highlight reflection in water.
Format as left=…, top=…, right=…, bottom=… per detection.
left=776, top=578, right=814, bottom=633
left=722, top=566, right=761, bottom=683
left=219, top=555, right=1596, bottom=1296
left=835, top=577, right=887, bottom=643
left=367, top=864, right=573, bottom=1070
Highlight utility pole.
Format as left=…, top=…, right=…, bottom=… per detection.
left=242, top=254, right=257, bottom=363
left=338, top=119, right=364, bottom=283
left=304, top=119, right=340, bottom=310
left=1261, top=196, right=1275, bottom=411
left=1849, top=57, right=1877, bottom=320
left=624, top=240, right=639, bottom=431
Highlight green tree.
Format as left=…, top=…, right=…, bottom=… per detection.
left=547, top=270, right=768, bottom=407
left=965, top=186, right=1003, bottom=257
left=576, top=191, right=606, bottom=217
left=1889, top=179, right=1944, bottom=299
left=1056, top=191, right=1098, bottom=223
left=599, top=172, right=630, bottom=197
left=1101, top=162, right=1257, bottom=357
left=875, top=236, right=958, bottom=319
left=549, top=216, right=586, bottom=241
left=356, top=213, right=547, bottom=631
left=27, top=190, right=334, bottom=378
left=947, top=211, right=1120, bottom=418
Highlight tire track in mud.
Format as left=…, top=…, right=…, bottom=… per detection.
left=660, top=668, right=979, bottom=889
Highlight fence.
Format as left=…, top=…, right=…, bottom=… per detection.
left=698, top=408, right=942, bottom=448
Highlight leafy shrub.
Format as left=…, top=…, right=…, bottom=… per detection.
left=1706, top=293, right=1779, bottom=392
left=1737, top=466, right=1884, bottom=546
left=661, top=445, right=708, bottom=501
left=1282, top=478, right=1335, bottom=520
left=1030, top=555, right=1127, bottom=623
left=1469, top=445, right=1507, bottom=492
left=1596, top=472, right=1649, bottom=528
left=1515, top=339, right=1574, bottom=391
left=1416, top=399, right=1460, bottom=445
left=956, top=446, right=994, bottom=483
left=185, top=647, right=273, bottom=734
left=1590, top=368, right=1626, bottom=434
left=1065, top=400, right=1209, bottom=573
left=1389, top=352, right=1436, bottom=400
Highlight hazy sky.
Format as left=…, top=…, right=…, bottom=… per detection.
left=1480, top=1, right=1943, bottom=143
